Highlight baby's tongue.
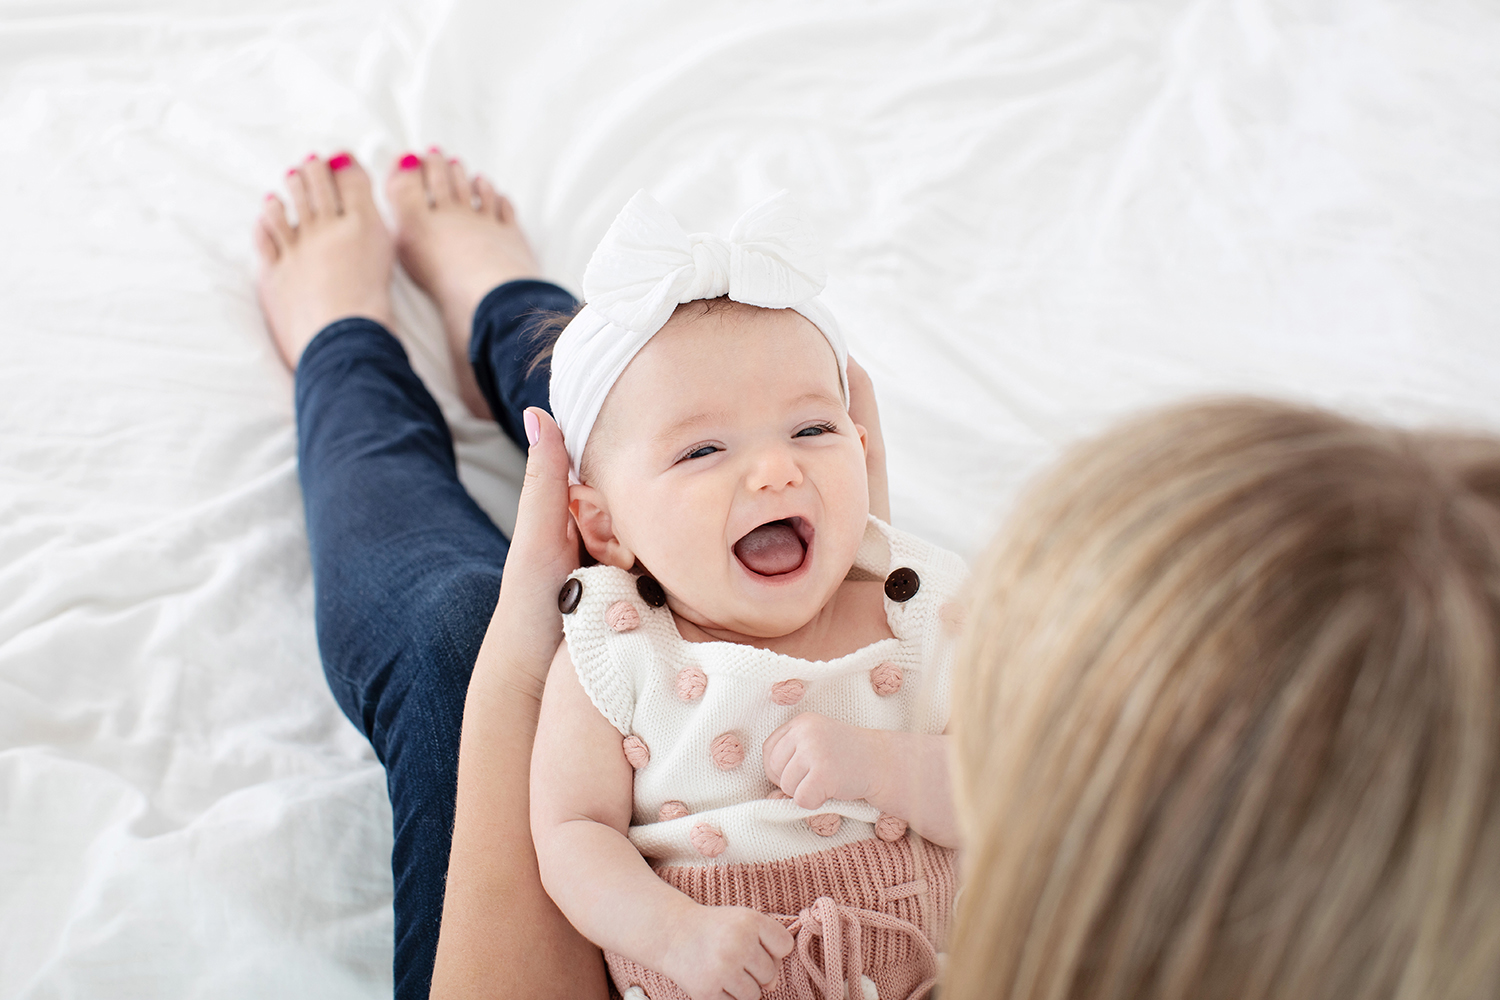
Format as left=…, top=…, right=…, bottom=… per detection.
left=734, top=522, right=805, bottom=576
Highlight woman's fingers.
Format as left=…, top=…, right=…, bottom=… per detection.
left=513, top=407, right=577, bottom=567
left=481, top=407, right=579, bottom=694
left=846, top=356, right=890, bottom=522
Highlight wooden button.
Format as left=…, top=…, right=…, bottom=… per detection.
left=557, top=578, right=583, bottom=614
left=884, top=567, right=920, bottom=603
left=636, top=575, right=667, bottom=608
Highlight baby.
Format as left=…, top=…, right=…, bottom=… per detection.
left=530, top=191, right=966, bottom=1000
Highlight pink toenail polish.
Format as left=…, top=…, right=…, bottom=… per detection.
left=427, top=145, right=442, bottom=154
left=285, top=168, right=298, bottom=178
left=264, top=192, right=276, bottom=200
left=398, top=153, right=422, bottom=171
left=328, top=152, right=352, bottom=171
left=305, top=153, right=318, bottom=161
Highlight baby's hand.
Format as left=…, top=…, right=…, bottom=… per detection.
left=762, top=713, right=884, bottom=809
left=659, top=904, right=793, bottom=1000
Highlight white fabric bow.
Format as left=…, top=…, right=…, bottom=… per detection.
left=582, top=189, right=829, bottom=333
left=550, top=190, right=847, bottom=479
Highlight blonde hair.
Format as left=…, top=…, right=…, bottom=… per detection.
left=948, top=399, right=1500, bottom=1000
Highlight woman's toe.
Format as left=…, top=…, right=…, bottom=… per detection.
left=253, top=215, right=280, bottom=265
left=424, top=148, right=458, bottom=205
left=286, top=167, right=313, bottom=224
left=446, top=158, right=475, bottom=210
left=387, top=153, right=429, bottom=219
left=330, top=152, right=377, bottom=216
left=473, top=174, right=499, bottom=216
left=302, top=154, right=342, bottom=218
left=261, top=194, right=296, bottom=251
left=495, top=192, right=516, bottom=225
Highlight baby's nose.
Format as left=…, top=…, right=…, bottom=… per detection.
left=746, top=444, right=803, bottom=491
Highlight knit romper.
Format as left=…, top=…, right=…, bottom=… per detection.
left=561, top=516, right=967, bottom=1000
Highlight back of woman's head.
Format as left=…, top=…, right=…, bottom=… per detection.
left=949, top=399, right=1500, bottom=1000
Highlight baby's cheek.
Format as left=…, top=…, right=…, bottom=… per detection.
left=647, top=509, right=725, bottom=591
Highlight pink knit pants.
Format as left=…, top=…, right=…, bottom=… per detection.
left=606, top=834, right=955, bottom=1000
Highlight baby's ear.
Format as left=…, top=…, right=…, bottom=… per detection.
left=569, top=484, right=635, bottom=570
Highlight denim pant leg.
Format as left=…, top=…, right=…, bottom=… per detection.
left=468, top=278, right=577, bottom=442
left=293, top=280, right=576, bottom=1000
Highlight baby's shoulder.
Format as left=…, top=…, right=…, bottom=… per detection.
left=558, top=564, right=673, bottom=736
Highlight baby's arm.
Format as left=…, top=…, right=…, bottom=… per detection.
left=762, top=714, right=958, bottom=848
left=531, top=642, right=793, bottom=1000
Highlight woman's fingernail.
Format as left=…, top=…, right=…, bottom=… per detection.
left=328, top=152, right=352, bottom=171
left=523, top=408, right=541, bottom=447
left=398, top=153, right=422, bottom=171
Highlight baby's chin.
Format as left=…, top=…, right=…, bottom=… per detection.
left=672, top=602, right=819, bottom=642
left=671, top=578, right=846, bottom=642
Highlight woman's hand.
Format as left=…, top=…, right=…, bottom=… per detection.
left=482, top=407, right=581, bottom=699
left=430, top=406, right=607, bottom=1000
left=847, top=357, right=890, bottom=522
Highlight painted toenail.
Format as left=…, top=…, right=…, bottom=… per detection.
left=399, top=154, right=422, bottom=171
left=285, top=168, right=298, bottom=178
left=427, top=145, right=442, bottom=154
left=328, top=153, right=352, bottom=171
left=305, top=153, right=318, bottom=161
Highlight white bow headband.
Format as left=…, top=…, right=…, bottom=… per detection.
left=548, top=190, right=849, bottom=479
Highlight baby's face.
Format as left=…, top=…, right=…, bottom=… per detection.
left=574, top=302, right=869, bottom=640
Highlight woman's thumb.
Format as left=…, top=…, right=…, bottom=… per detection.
left=515, top=407, right=574, bottom=556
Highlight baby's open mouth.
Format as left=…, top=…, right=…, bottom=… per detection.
left=733, top=517, right=811, bottom=577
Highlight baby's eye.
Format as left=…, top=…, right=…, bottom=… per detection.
left=682, top=444, right=721, bottom=461
left=794, top=422, right=838, bottom=438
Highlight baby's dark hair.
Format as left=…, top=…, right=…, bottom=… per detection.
left=523, top=303, right=583, bottom=378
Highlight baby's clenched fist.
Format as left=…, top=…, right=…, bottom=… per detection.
left=658, top=904, right=793, bottom=1000
left=761, top=712, right=885, bottom=810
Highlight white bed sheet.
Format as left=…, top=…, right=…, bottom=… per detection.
left=2, top=0, right=1498, bottom=995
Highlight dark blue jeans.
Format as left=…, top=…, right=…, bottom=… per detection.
left=294, top=279, right=577, bottom=999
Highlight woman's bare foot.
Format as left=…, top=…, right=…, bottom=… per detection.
left=254, top=153, right=396, bottom=368
left=386, top=148, right=542, bottom=418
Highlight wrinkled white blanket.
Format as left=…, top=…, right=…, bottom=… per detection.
left=3, top=0, right=1498, bottom=996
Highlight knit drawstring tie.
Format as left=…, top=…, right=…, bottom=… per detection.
left=781, top=896, right=938, bottom=1000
